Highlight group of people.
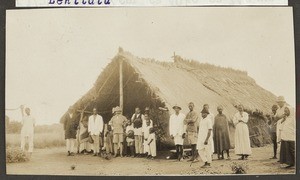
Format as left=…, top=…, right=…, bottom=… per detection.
left=266, top=96, right=295, bottom=168
left=169, top=102, right=251, bottom=168
left=168, top=96, right=295, bottom=169
left=61, top=106, right=157, bottom=159
left=18, top=95, right=295, bottom=169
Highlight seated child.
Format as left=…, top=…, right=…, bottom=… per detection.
left=125, top=120, right=135, bottom=157
left=148, top=127, right=156, bottom=159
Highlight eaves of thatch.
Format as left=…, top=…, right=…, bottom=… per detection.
left=62, top=49, right=282, bottom=148
left=67, top=49, right=277, bottom=121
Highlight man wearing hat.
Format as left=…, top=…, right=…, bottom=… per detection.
left=197, top=108, right=213, bottom=168
left=169, top=104, right=186, bottom=161
left=109, top=106, right=127, bottom=157
left=183, top=102, right=199, bottom=162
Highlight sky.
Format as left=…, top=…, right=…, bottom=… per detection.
left=6, top=7, right=295, bottom=125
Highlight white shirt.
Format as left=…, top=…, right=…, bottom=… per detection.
left=208, top=113, right=215, bottom=125
left=21, top=115, right=35, bottom=137
left=126, top=124, right=134, bottom=134
left=142, top=119, right=153, bottom=129
left=169, top=113, right=186, bottom=136
left=143, top=125, right=151, bottom=139
left=275, top=105, right=287, bottom=120
left=197, top=116, right=213, bottom=150
left=281, top=115, right=295, bottom=141
left=232, top=112, right=249, bottom=125
left=88, top=114, right=104, bottom=136
left=276, top=105, right=294, bottom=130
left=134, top=127, right=143, bottom=136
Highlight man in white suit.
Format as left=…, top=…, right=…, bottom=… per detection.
left=88, top=108, right=104, bottom=156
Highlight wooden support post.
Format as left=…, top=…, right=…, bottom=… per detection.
left=119, top=57, right=124, bottom=112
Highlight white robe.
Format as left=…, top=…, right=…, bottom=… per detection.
left=208, top=113, right=215, bottom=152
left=169, top=113, right=186, bottom=145
left=197, top=116, right=213, bottom=152
left=233, top=112, right=252, bottom=155
left=148, top=133, right=157, bottom=156
left=143, top=125, right=151, bottom=153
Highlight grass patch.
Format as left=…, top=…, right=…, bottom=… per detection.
left=6, top=132, right=66, bottom=149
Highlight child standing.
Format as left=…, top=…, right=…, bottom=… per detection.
left=103, top=124, right=113, bottom=154
left=143, top=118, right=152, bottom=157
left=148, top=127, right=156, bottom=159
left=125, top=120, right=135, bottom=157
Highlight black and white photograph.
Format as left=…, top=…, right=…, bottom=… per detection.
left=5, top=7, right=296, bottom=176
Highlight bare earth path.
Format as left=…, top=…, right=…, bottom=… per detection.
left=6, top=145, right=295, bottom=176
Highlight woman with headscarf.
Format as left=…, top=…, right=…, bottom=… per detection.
left=232, top=104, right=252, bottom=160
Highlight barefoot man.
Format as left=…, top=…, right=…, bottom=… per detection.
left=184, top=102, right=199, bottom=162
left=20, top=105, right=35, bottom=156
left=197, top=108, right=213, bottom=168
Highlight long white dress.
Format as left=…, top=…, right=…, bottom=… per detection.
left=169, top=113, right=186, bottom=145
left=232, top=112, right=252, bottom=155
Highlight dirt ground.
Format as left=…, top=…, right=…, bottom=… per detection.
left=6, top=145, right=295, bottom=176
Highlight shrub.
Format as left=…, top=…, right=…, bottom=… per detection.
left=6, top=147, right=29, bottom=163
left=6, top=121, right=22, bottom=134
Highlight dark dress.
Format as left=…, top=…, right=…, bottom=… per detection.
left=61, top=113, right=79, bottom=139
left=213, top=114, right=231, bottom=154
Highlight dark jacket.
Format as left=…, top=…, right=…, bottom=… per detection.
left=61, top=113, right=79, bottom=139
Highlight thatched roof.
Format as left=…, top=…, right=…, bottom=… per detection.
left=69, top=49, right=277, bottom=121
left=62, top=49, right=282, bottom=148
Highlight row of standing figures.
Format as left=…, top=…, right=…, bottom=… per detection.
left=19, top=95, right=295, bottom=169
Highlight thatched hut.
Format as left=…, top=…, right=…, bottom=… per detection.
left=63, top=49, right=278, bottom=149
